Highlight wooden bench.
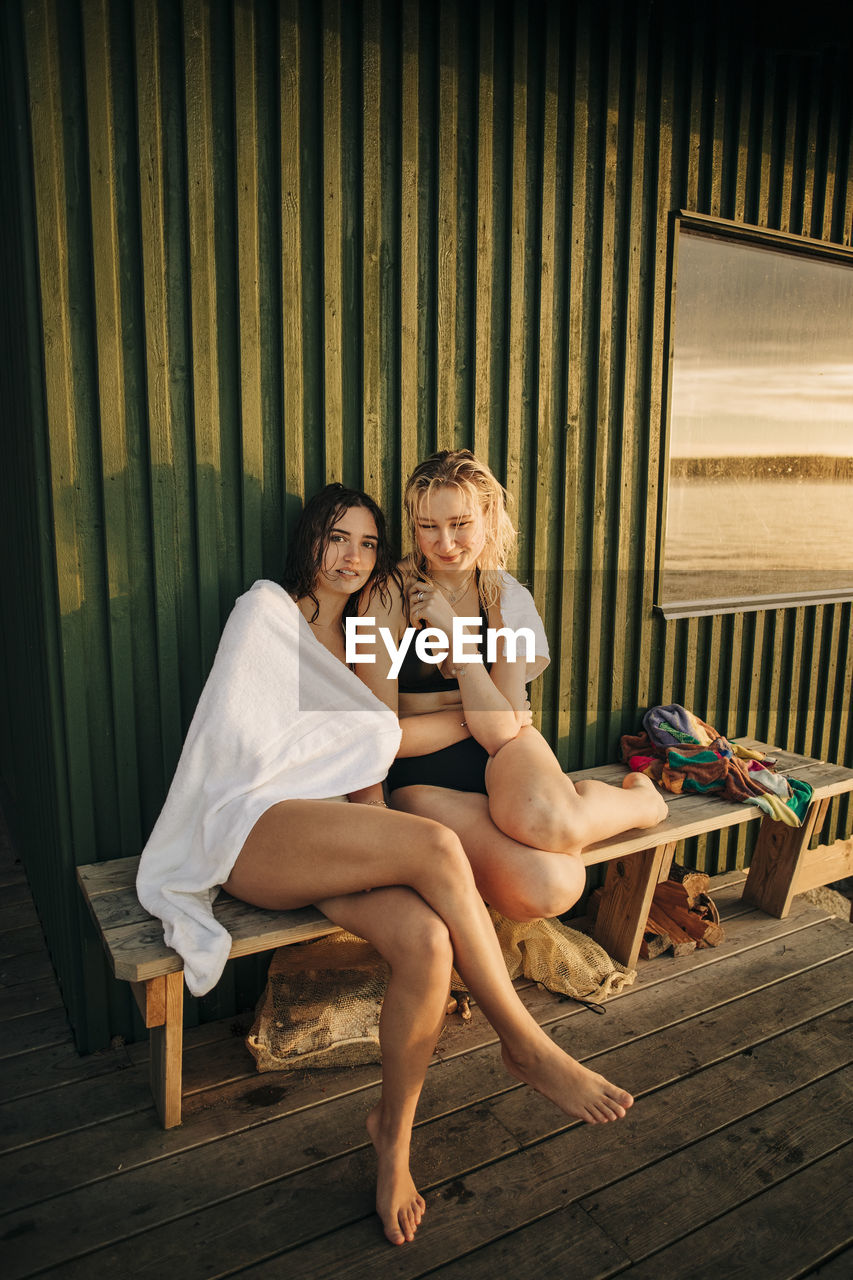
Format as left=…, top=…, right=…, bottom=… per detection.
left=77, top=737, right=853, bottom=1129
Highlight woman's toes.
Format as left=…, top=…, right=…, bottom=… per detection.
left=386, top=1222, right=406, bottom=1246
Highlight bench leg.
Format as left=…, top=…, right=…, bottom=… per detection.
left=133, top=972, right=184, bottom=1128
left=743, top=798, right=830, bottom=918
left=592, top=841, right=678, bottom=969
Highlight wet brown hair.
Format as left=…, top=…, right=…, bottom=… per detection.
left=282, top=483, right=400, bottom=622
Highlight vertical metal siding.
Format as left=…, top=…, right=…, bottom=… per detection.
left=2, top=0, right=851, bottom=1048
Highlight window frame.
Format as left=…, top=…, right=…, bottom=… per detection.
left=655, top=210, right=853, bottom=620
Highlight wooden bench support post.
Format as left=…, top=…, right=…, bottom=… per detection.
left=132, top=972, right=184, bottom=1128
left=592, top=841, right=678, bottom=969
left=743, top=798, right=831, bottom=919
left=792, top=835, right=853, bottom=898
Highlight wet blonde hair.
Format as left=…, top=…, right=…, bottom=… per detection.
left=402, top=450, right=516, bottom=608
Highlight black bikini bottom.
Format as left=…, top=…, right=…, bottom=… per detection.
left=387, top=736, right=490, bottom=795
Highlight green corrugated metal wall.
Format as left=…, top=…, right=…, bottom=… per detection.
left=1, top=0, right=851, bottom=1051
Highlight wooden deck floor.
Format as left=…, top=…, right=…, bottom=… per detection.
left=2, top=820, right=852, bottom=1279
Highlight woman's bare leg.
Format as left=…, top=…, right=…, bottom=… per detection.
left=485, top=727, right=668, bottom=854
left=313, top=887, right=452, bottom=1245
left=390, top=785, right=585, bottom=921
left=224, top=802, right=633, bottom=1124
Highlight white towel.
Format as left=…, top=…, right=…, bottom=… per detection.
left=136, top=580, right=401, bottom=996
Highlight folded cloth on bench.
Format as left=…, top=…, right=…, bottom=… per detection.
left=620, top=704, right=812, bottom=826
left=136, top=580, right=401, bottom=997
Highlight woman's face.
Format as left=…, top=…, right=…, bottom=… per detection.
left=317, top=505, right=379, bottom=597
left=415, top=485, right=485, bottom=576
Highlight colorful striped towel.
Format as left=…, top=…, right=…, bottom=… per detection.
left=620, top=704, right=812, bottom=826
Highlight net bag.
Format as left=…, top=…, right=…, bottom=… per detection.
left=247, top=915, right=635, bottom=1074
left=247, top=931, right=389, bottom=1072
left=490, top=910, right=636, bottom=1004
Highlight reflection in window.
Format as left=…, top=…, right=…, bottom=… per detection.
left=660, top=220, right=853, bottom=617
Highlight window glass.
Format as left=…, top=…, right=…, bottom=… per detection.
left=660, top=223, right=853, bottom=617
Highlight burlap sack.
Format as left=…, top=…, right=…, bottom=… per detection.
left=489, top=909, right=636, bottom=1003
left=247, top=914, right=634, bottom=1073
left=247, top=931, right=388, bottom=1072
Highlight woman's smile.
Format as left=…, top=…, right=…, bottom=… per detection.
left=320, top=508, right=379, bottom=593
left=416, top=487, right=485, bottom=576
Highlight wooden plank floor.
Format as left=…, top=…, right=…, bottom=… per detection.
left=1, top=817, right=852, bottom=1278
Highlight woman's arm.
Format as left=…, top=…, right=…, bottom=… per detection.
left=354, top=580, right=483, bottom=755
left=395, top=707, right=471, bottom=758
left=407, top=581, right=531, bottom=756
left=355, top=572, right=532, bottom=759
left=483, top=601, right=531, bottom=726
left=354, top=574, right=481, bottom=757
left=347, top=586, right=406, bottom=804
left=447, top=658, right=529, bottom=756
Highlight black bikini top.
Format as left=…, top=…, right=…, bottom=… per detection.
left=397, top=603, right=492, bottom=694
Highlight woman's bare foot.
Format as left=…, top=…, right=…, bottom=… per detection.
left=501, top=1034, right=634, bottom=1123
left=622, top=771, right=669, bottom=827
left=366, top=1105, right=426, bottom=1245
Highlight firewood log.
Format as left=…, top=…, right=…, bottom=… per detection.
left=691, top=891, right=721, bottom=926
left=640, top=913, right=673, bottom=959
left=663, top=903, right=714, bottom=945
left=667, top=864, right=711, bottom=902
left=640, top=929, right=673, bottom=960
left=654, top=881, right=725, bottom=946
left=646, top=905, right=696, bottom=955
left=682, top=874, right=711, bottom=904
left=653, top=880, right=695, bottom=910
left=664, top=902, right=722, bottom=945
left=646, top=902, right=693, bottom=942
left=695, top=917, right=724, bottom=946
left=653, top=884, right=707, bottom=943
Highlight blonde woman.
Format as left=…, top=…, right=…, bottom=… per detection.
left=361, top=450, right=668, bottom=923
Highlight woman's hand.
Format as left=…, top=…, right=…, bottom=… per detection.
left=405, top=577, right=532, bottom=755
left=407, top=578, right=460, bottom=635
